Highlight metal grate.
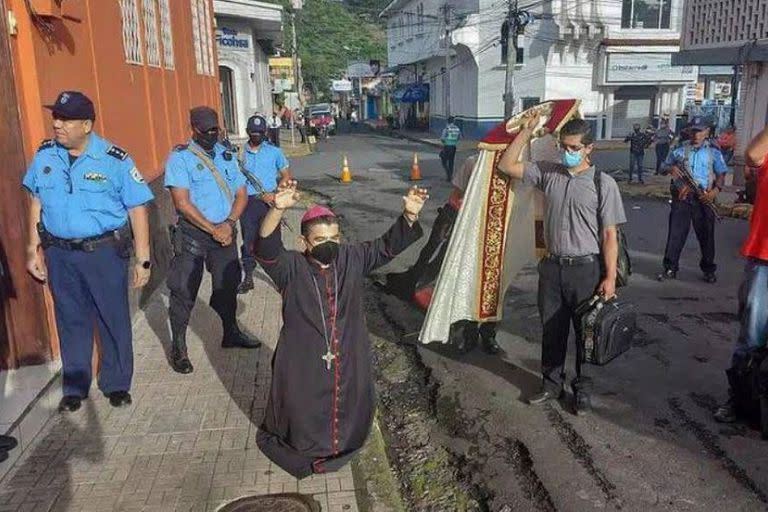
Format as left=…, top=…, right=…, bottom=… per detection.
left=683, top=0, right=768, bottom=49
left=120, top=0, right=143, bottom=64
left=159, top=0, right=175, bottom=69
left=191, top=0, right=203, bottom=74
left=143, top=0, right=161, bottom=67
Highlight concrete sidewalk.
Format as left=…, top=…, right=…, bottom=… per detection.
left=0, top=211, right=360, bottom=512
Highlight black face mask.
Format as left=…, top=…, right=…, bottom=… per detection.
left=309, top=241, right=339, bottom=265
left=249, top=133, right=265, bottom=146
left=194, top=132, right=218, bottom=151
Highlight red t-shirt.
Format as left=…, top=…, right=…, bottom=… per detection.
left=742, top=158, right=768, bottom=260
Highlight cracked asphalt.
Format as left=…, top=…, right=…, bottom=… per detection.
left=290, top=132, right=767, bottom=512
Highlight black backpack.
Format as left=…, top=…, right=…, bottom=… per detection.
left=594, top=168, right=631, bottom=287
left=727, top=347, right=768, bottom=437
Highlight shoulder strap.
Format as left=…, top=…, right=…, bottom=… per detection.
left=593, top=167, right=603, bottom=242
left=236, top=145, right=267, bottom=196
left=186, top=145, right=234, bottom=203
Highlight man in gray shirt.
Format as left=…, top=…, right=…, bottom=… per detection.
left=497, top=117, right=627, bottom=415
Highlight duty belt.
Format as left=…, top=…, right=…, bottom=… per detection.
left=39, top=224, right=131, bottom=252
left=545, top=254, right=596, bottom=266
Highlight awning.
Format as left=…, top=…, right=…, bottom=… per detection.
left=394, top=83, right=429, bottom=103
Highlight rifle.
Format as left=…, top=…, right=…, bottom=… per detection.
left=675, top=154, right=722, bottom=221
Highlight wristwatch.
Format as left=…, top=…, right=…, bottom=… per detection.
left=140, top=260, right=151, bottom=270
left=225, top=218, right=237, bottom=228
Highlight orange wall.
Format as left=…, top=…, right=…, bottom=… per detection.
left=10, top=0, right=220, bottom=181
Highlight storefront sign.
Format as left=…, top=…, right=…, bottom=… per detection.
left=606, top=53, right=697, bottom=83
left=216, top=27, right=249, bottom=50
left=332, top=80, right=353, bottom=92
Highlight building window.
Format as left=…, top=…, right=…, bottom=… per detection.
left=191, top=0, right=214, bottom=76
left=159, top=0, right=175, bottom=69
left=143, top=0, right=161, bottom=67
left=621, top=0, right=671, bottom=30
left=119, top=0, right=143, bottom=64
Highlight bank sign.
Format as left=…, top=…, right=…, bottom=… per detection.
left=216, top=27, right=249, bottom=50
left=606, top=53, right=697, bottom=83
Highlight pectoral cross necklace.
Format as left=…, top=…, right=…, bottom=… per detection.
left=310, top=266, right=339, bottom=371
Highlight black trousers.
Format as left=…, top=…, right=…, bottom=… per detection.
left=662, top=196, right=717, bottom=274
left=655, top=144, right=669, bottom=174
left=167, top=221, right=240, bottom=352
left=239, top=197, right=275, bottom=275
left=538, top=257, right=601, bottom=392
left=440, top=146, right=457, bottom=179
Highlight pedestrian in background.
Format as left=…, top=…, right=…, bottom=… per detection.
left=23, top=91, right=153, bottom=412
left=268, top=112, right=282, bottom=147
left=235, top=114, right=291, bottom=294
left=439, top=116, right=461, bottom=181
left=497, top=116, right=627, bottom=415
left=624, top=123, right=651, bottom=184
left=717, top=126, right=736, bottom=164
left=164, top=106, right=260, bottom=375
left=657, top=116, right=729, bottom=284
left=654, top=118, right=674, bottom=175
left=714, top=123, right=768, bottom=423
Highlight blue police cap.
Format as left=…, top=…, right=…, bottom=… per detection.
left=246, top=115, right=268, bottom=134
left=688, top=115, right=712, bottom=131
left=44, top=91, right=95, bottom=121
left=190, top=106, right=219, bottom=132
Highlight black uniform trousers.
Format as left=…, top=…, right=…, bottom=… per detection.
left=239, top=197, right=277, bottom=275
left=440, top=145, right=457, bottom=180
left=538, top=256, right=601, bottom=393
left=167, top=220, right=240, bottom=351
left=662, top=196, right=717, bottom=274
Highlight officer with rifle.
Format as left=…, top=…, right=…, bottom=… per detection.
left=657, top=116, right=729, bottom=284
left=235, top=114, right=291, bottom=294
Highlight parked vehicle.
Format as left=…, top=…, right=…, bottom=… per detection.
left=307, top=103, right=336, bottom=136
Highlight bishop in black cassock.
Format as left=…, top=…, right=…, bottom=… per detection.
left=255, top=182, right=427, bottom=478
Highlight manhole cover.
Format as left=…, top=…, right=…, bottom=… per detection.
left=217, top=493, right=321, bottom=512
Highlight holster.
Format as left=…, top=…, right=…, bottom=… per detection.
left=170, top=223, right=208, bottom=259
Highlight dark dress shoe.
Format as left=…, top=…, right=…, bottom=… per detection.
left=0, top=435, right=18, bottom=452
left=574, top=390, right=592, bottom=416
left=656, top=269, right=677, bottom=281
left=237, top=273, right=255, bottom=295
left=222, top=329, right=261, bottom=349
left=58, top=396, right=83, bottom=413
left=107, top=391, right=132, bottom=408
left=171, top=353, right=194, bottom=374
left=480, top=335, right=501, bottom=355
left=456, top=325, right=479, bottom=355
left=714, top=398, right=736, bottom=423
left=0, top=450, right=7, bottom=463
left=527, top=389, right=562, bottom=406
left=704, top=272, right=718, bottom=284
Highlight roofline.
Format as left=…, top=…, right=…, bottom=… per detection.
left=674, top=45, right=768, bottom=65
left=379, top=0, right=408, bottom=18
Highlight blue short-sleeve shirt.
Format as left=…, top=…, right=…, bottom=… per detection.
left=664, top=141, right=729, bottom=189
left=164, top=141, right=246, bottom=224
left=22, top=134, right=154, bottom=239
left=240, top=142, right=289, bottom=196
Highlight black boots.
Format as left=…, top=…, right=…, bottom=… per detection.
left=237, top=272, right=255, bottom=294
left=455, top=322, right=501, bottom=355
left=221, top=327, right=261, bottom=349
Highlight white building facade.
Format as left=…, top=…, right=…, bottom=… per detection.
left=214, top=0, right=283, bottom=137
left=675, top=0, right=768, bottom=179
left=382, top=0, right=695, bottom=139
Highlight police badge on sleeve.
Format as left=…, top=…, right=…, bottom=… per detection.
left=130, top=167, right=146, bottom=184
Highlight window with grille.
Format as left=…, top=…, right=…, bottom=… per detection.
left=191, top=0, right=203, bottom=74
left=683, top=0, right=768, bottom=48
left=120, top=0, right=143, bottom=64
left=191, top=0, right=215, bottom=76
left=143, top=0, right=161, bottom=66
left=159, top=0, right=175, bottom=69
left=202, top=0, right=215, bottom=76
left=621, top=0, right=672, bottom=30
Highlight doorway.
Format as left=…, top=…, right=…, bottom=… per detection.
left=219, top=66, right=237, bottom=136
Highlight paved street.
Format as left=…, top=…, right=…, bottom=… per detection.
left=292, top=133, right=768, bottom=511
left=0, top=211, right=360, bottom=512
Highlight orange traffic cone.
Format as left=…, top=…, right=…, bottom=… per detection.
left=410, top=153, right=422, bottom=181
left=340, top=155, right=353, bottom=183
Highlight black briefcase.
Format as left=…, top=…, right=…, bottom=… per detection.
left=726, top=348, right=768, bottom=438
left=576, top=295, right=637, bottom=365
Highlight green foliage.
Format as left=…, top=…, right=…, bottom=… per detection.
left=270, top=0, right=387, bottom=98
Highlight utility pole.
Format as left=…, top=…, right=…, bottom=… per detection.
left=443, top=3, right=451, bottom=118
left=291, top=12, right=298, bottom=147
left=503, top=1, right=531, bottom=118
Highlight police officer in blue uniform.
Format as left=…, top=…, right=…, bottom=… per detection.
left=658, top=116, right=729, bottom=283
left=165, top=106, right=260, bottom=374
left=235, top=114, right=291, bottom=294
left=23, top=91, right=154, bottom=412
